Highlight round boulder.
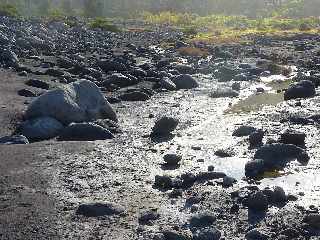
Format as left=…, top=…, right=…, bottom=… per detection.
left=25, top=80, right=117, bottom=125
left=18, top=117, right=64, bottom=141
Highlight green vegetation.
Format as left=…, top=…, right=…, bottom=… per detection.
left=0, top=3, right=19, bottom=17
left=142, top=11, right=320, bottom=44
left=89, top=17, right=120, bottom=32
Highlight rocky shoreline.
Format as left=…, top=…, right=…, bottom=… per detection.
left=1, top=16, right=320, bottom=239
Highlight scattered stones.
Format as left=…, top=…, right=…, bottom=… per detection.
left=76, top=202, right=125, bottom=217
left=151, top=116, right=179, bottom=136
left=17, top=117, right=64, bottom=141
left=25, top=80, right=117, bottom=125
left=58, top=123, right=114, bottom=141
left=284, top=80, right=316, bottom=100
left=0, top=135, right=29, bottom=145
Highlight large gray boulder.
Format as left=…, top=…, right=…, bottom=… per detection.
left=18, top=117, right=64, bottom=141
left=25, top=80, right=117, bottom=125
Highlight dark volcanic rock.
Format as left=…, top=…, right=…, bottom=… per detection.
left=233, top=125, right=257, bottom=137
left=18, top=117, right=64, bottom=141
left=151, top=116, right=179, bottom=136
left=138, top=210, right=160, bottom=224
left=280, top=129, right=306, bottom=146
left=58, top=123, right=114, bottom=141
left=245, top=159, right=266, bottom=178
left=210, top=87, right=239, bottom=98
left=76, top=202, right=125, bottom=217
left=0, top=135, right=29, bottom=145
left=18, top=88, right=37, bottom=97
left=163, top=153, right=182, bottom=166
left=245, top=228, right=269, bottom=240
left=171, top=74, right=198, bottom=89
left=25, top=79, right=50, bottom=90
left=247, top=191, right=268, bottom=211
left=190, top=212, right=216, bottom=228
left=119, top=91, right=150, bottom=101
left=254, top=143, right=307, bottom=165
left=249, top=130, right=264, bottom=147
left=193, top=227, right=221, bottom=240
left=98, top=60, right=127, bottom=72
left=284, top=80, right=316, bottom=100
left=154, top=175, right=173, bottom=189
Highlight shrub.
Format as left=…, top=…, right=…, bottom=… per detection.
left=0, top=3, right=19, bottom=17
left=89, top=17, right=120, bottom=32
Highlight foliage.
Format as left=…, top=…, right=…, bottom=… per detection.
left=89, top=17, right=120, bottom=32
left=0, top=3, right=19, bottom=17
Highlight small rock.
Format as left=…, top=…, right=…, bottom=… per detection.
left=249, top=130, right=264, bottom=147
left=214, top=148, right=235, bottom=158
left=18, top=89, right=37, bottom=97
left=303, top=214, right=320, bottom=229
left=171, top=74, right=199, bottom=89
left=245, top=228, right=269, bottom=240
left=119, top=91, right=150, bottom=101
left=163, top=154, right=182, bottom=166
left=25, top=79, right=50, bottom=90
left=233, top=126, right=257, bottom=137
left=58, top=123, right=114, bottom=141
left=222, top=176, right=236, bottom=188
left=76, top=202, right=125, bottom=217
left=280, top=129, right=306, bottom=146
left=154, top=175, right=173, bottom=189
left=139, top=210, right=160, bottom=224
left=193, top=227, right=221, bottom=240
left=245, top=159, right=266, bottom=178
left=0, top=135, right=29, bottom=145
left=247, top=191, right=268, bottom=211
left=190, top=212, right=216, bottom=228
left=151, top=116, right=179, bottom=136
